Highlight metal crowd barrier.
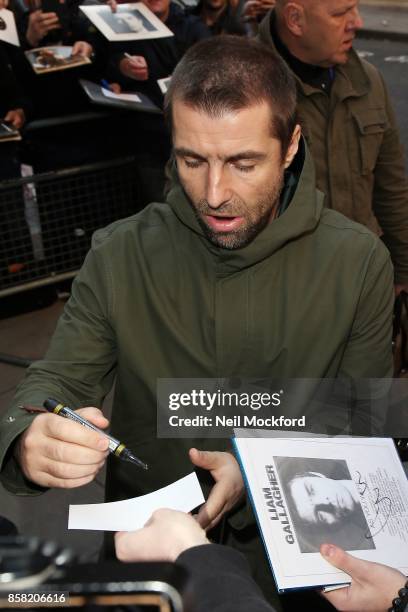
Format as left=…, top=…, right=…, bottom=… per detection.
left=0, top=156, right=142, bottom=298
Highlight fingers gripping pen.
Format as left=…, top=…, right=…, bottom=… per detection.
left=43, top=398, right=148, bottom=470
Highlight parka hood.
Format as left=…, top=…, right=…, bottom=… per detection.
left=166, top=138, right=324, bottom=272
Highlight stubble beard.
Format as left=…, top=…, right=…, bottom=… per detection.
left=189, top=173, right=285, bottom=250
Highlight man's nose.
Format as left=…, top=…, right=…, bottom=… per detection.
left=205, top=166, right=232, bottom=209
left=347, top=6, right=364, bottom=31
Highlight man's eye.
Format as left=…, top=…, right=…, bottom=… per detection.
left=235, top=164, right=255, bottom=173
left=316, top=511, right=328, bottom=524
left=184, top=159, right=202, bottom=169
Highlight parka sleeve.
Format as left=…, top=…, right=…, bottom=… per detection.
left=337, top=237, right=394, bottom=435
left=339, top=237, right=394, bottom=378
left=0, top=238, right=117, bottom=495
left=372, top=72, right=408, bottom=285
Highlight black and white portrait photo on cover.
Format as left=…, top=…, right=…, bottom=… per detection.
left=80, top=2, right=173, bottom=41
left=275, top=456, right=376, bottom=553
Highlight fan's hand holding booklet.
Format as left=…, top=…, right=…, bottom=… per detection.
left=0, top=122, right=21, bottom=143
left=233, top=434, right=408, bottom=592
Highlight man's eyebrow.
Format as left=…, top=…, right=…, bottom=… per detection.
left=174, top=148, right=267, bottom=162
left=174, top=147, right=206, bottom=161
left=226, top=151, right=267, bottom=163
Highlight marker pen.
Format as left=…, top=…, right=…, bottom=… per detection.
left=43, top=398, right=148, bottom=470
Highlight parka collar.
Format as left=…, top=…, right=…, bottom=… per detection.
left=166, top=138, right=324, bottom=272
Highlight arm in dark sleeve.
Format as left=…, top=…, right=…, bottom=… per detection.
left=186, top=15, right=212, bottom=44
left=0, top=44, right=23, bottom=112
left=65, top=0, right=97, bottom=45
left=178, top=14, right=211, bottom=53
left=177, top=544, right=276, bottom=612
left=339, top=235, right=394, bottom=435
left=372, top=73, right=408, bottom=285
left=339, top=235, right=394, bottom=380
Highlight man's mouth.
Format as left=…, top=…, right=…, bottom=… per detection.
left=204, top=214, right=244, bottom=232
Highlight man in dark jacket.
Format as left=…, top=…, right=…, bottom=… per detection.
left=0, top=37, right=394, bottom=610
left=258, top=0, right=408, bottom=294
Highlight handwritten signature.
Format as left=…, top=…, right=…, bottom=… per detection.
left=355, top=471, right=392, bottom=538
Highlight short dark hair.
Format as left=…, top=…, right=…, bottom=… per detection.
left=164, top=36, right=297, bottom=159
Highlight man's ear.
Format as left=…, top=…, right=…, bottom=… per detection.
left=284, top=124, right=301, bottom=169
left=282, top=2, right=306, bottom=37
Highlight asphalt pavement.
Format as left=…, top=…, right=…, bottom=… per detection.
left=354, top=35, right=408, bottom=171
left=356, top=2, right=408, bottom=169
left=360, top=3, right=408, bottom=41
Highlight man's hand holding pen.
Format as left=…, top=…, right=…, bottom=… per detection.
left=14, top=397, right=241, bottom=528
left=119, top=54, right=149, bottom=81
left=14, top=407, right=110, bottom=489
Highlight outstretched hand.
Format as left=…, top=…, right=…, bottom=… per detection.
left=115, top=508, right=209, bottom=562
left=320, top=543, right=406, bottom=611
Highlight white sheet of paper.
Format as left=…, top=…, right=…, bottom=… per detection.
left=68, top=472, right=204, bottom=531
left=157, top=76, right=171, bottom=94
left=0, top=9, right=20, bottom=46
left=102, top=88, right=141, bottom=103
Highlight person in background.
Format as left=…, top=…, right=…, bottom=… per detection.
left=105, top=0, right=211, bottom=201
left=0, top=0, right=28, bottom=132
left=0, top=27, right=33, bottom=285
left=0, top=47, right=26, bottom=136
left=19, top=0, right=93, bottom=55
left=189, top=0, right=247, bottom=36
left=242, top=0, right=275, bottom=33
left=13, top=0, right=100, bottom=117
left=107, top=0, right=210, bottom=105
left=258, top=0, right=408, bottom=295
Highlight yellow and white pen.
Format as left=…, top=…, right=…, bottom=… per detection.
left=43, top=398, right=148, bottom=470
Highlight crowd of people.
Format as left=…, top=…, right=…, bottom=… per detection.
left=0, top=0, right=274, bottom=284
left=1, top=0, right=408, bottom=611
left=0, top=0, right=270, bottom=122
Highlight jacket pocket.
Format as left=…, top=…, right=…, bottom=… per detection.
left=351, top=108, right=388, bottom=175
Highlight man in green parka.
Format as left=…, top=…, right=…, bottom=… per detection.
left=0, top=37, right=394, bottom=609
left=258, top=0, right=408, bottom=294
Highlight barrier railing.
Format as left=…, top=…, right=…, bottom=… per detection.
left=0, top=156, right=142, bottom=297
